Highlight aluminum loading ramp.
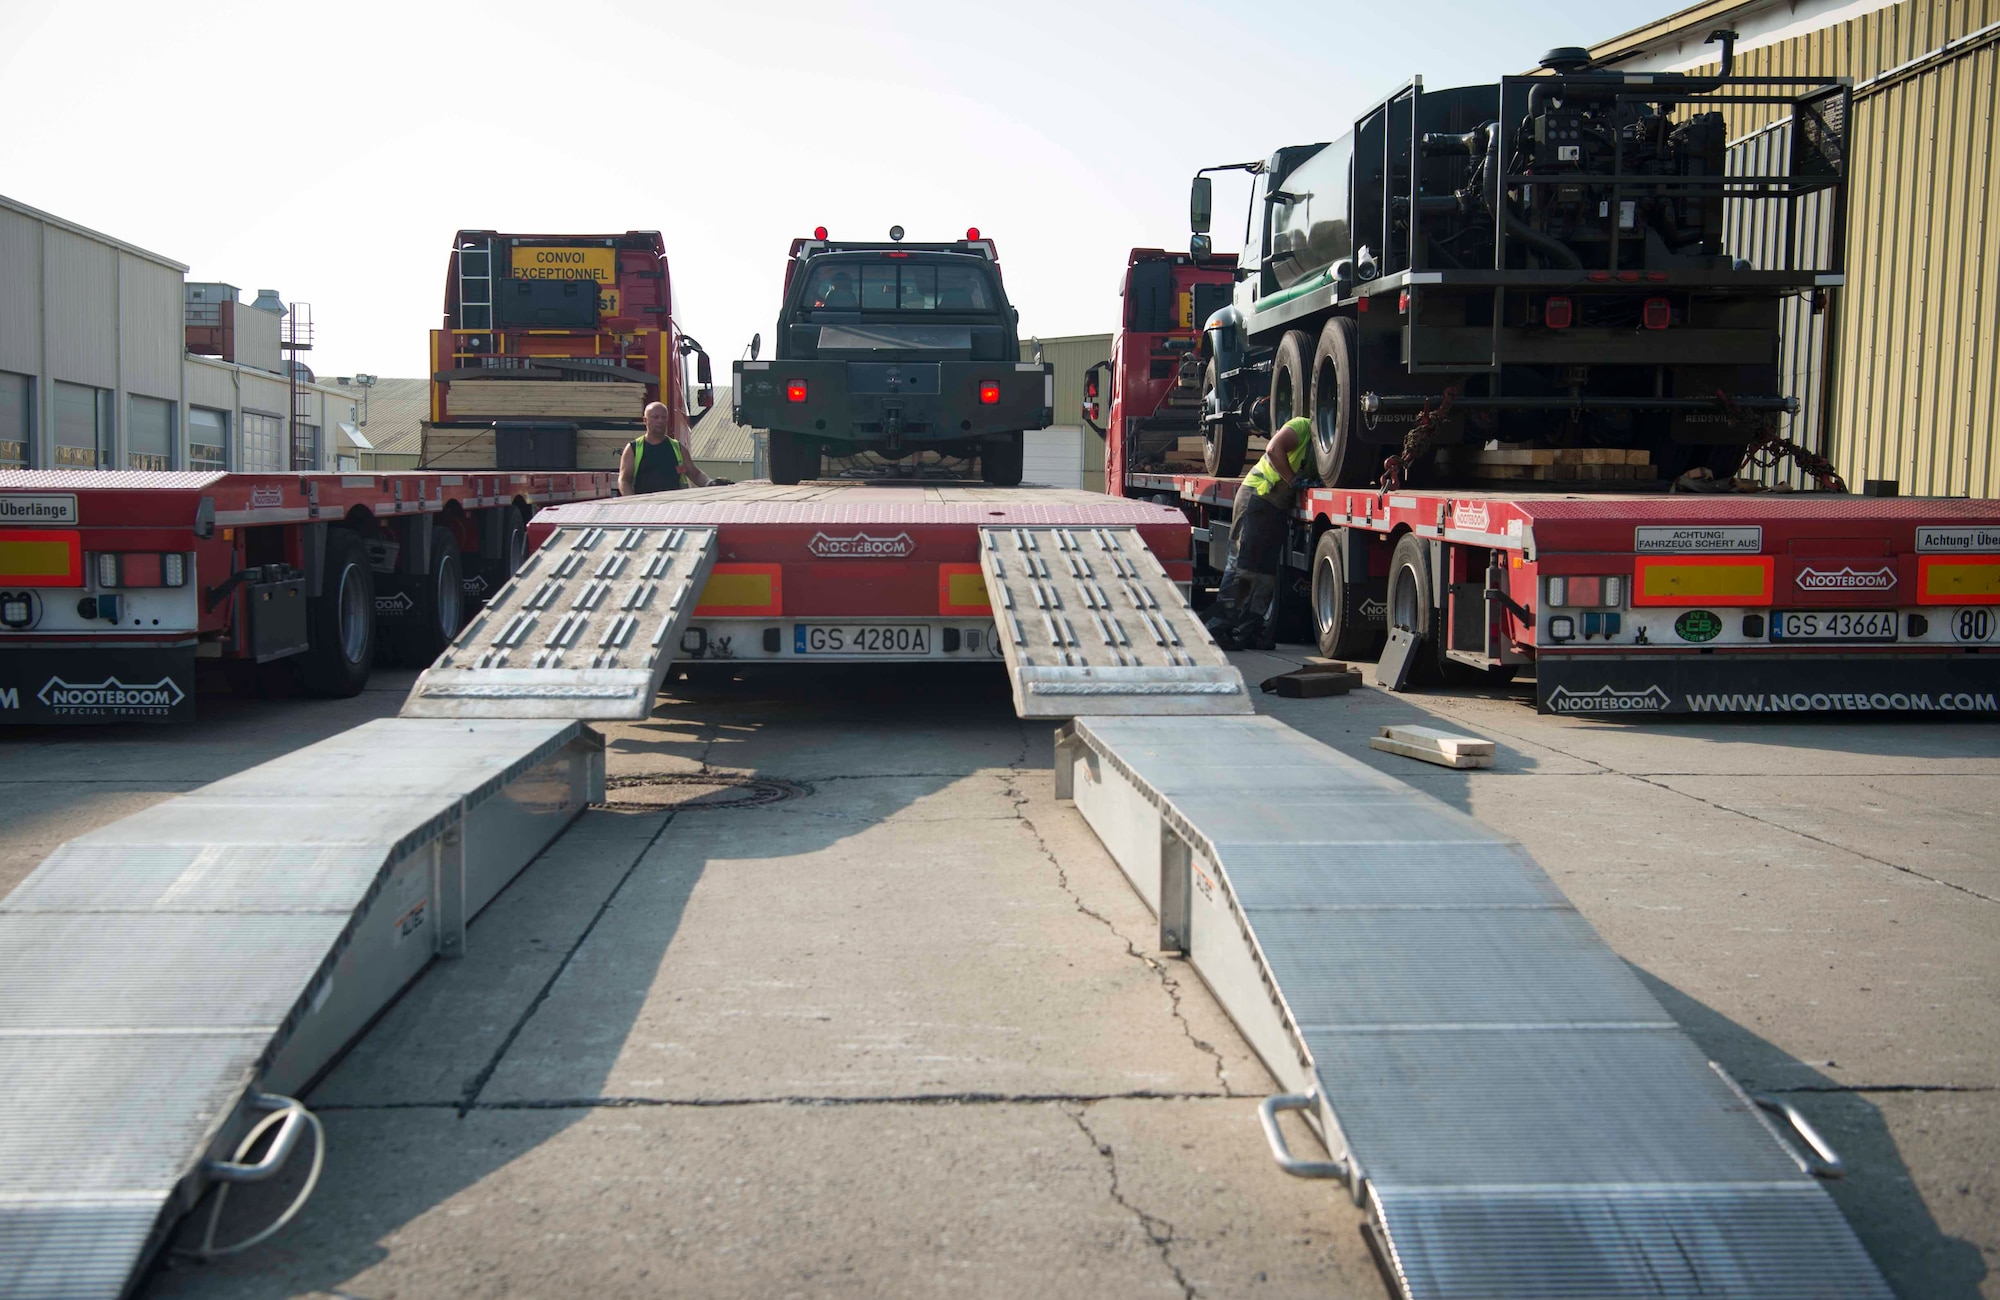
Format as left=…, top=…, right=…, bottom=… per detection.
left=405, top=524, right=717, bottom=720
left=1054, top=714, right=1891, bottom=1299
left=0, top=720, right=601, bottom=1299
left=978, top=525, right=1251, bottom=718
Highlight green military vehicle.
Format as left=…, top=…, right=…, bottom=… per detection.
left=734, top=227, right=1054, bottom=485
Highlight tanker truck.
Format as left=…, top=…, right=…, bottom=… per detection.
left=1188, top=39, right=1850, bottom=486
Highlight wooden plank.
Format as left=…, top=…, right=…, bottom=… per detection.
left=445, top=380, right=644, bottom=422
left=1368, top=724, right=1495, bottom=769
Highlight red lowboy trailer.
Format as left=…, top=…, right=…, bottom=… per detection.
left=1125, top=469, right=2000, bottom=715
left=0, top=468, right=613, bottom=723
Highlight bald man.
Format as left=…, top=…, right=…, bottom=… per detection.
left=619, top=401, right=727, bottom=495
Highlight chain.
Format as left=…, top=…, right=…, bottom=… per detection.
left=1377, top=386, right=1458, bottom=491
left=1717, top=390, right=1848, bottom=493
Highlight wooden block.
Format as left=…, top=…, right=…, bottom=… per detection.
left=1302, top=657, right=1356, bottom=673
left=1261, top=669, right=1360, bottom=697
left=1369, top=724, right=1495, bottom=769
left=446, top=380, right=644, bottom=422
left=1175, top=435, right=1205, bottom=454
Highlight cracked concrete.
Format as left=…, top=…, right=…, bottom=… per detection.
left=1066, top=1103, right=1197, bottom=1300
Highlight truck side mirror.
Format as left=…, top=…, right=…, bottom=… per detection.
left=749, top=332, right=761, bottom=361
left=1190, top=176, right=1213, bottom=234
left=696, top=351, right=714, bottom=408
left=1190, top=233, right=1213, bottom=261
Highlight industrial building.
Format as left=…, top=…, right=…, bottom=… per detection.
left=1583, top=0, right=1999, bottom=496
left=0, top=194, right=365, bottom=474
left=1023, top=333, right=1112, bottom=491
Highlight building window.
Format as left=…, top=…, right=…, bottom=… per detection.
left=293, top=422, right=320, bottom=470
left=128, top=395, right=175, bottom=471
left=0, top=372, right=29, bottom=469
left=188, top=407, right=229, bottom=472
left=241, top=411, right=284, bottom=472
left=53, top=381, right=113, bottom=469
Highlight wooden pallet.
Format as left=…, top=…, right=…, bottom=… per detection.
left=443, top=380, right=644, bottom=422
left=418, top=425, right=635, bottom=471
left=1440, top=444, right=1653, bottom=483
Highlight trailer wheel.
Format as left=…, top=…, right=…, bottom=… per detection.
left=769, top=431, right=819, bottom=485
left=294, top=529, right=375, bottom=697
left=1309, top=317, right=1367, bottom=486
left=391, top=527, right=466, bottom=668
left=1271, top=330, right=1312, bottom=434
left=1387, top=533, right=1512, bottom=688
left=1311, top=530, right=1385, bottom=660
left=1201, top=358, right=1250, bottom=477
left=982, top=431, right=1024, bottom=486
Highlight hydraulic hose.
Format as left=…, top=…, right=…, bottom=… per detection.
left=1503, top=202, right=1584, bottom=269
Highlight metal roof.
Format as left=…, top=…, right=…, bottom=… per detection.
left=329, top=377, right=429, bottom=458
left=0, top=193, right=189, bottom=273
left=689, top=386, right=759, bottom=464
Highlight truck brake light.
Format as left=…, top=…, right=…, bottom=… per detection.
left=786, top=380, right=808, bottom=403
left=979, top=382, right=1001, bottom=405
left=1643, top=298, right=1671, bottom=330
left=1544, top=296, right=1573, bottom=329
left=1545, top=575, right=1624, bottom=608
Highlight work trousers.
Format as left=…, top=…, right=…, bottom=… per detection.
left=1205, top=483, right=1289, bottom=649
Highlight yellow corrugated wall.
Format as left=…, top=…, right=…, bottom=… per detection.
left=1680, top=1, right=1999, bottom=495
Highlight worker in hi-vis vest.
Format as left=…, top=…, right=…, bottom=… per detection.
left=1204, top=415, right=1310, bottom=650
left=618, top=401, right=731, bottom=496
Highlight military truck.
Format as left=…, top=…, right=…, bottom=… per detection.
left=734, top=228, right=1054, bottom=485
left=1189, top=38, right=1850, bottom=485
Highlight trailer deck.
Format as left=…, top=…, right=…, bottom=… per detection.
left=2, top=482, right=1987, bottom=1297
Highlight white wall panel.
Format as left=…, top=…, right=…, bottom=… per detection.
left=1023, top=426, right=1084, bottom=489
left=42, top=227, right=116, bottom=388
left=120, top=254, right=182, bottom=399
left=0, top=209, right=39, bottom=375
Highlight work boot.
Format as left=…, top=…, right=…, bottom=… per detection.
left=1240, top=574, right=1278, bottom=650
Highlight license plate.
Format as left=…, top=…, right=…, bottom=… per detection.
left=793, top=623, right=932, bottom=656
left=1771, top=610, right=1899, bottom=642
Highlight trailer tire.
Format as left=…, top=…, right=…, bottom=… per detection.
left=391, top=527, right=466, bottom=668
left=1311, top=529, right=1385, bottom=660
left=1309, top=317, right=1367, bottom=486
left=1271, top=330, right=1312, bottom=435
left=769, top=431, right=819, bottom=485
left=982, top=431, right=1024, bottom=486
left=1202, top=358, right=1251, bottom=477
left=294, top=529, right=375, bottom=698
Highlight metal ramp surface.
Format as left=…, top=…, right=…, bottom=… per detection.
left=979, top=525, right=1250, bottom=719
left=0, top=719, right=600, bottom=1300
left=405, top=524, right=717, bottom=720
left=1056, top=714, right=1891, bottom=1299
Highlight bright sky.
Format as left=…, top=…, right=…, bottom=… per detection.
left=2, top=0, right=1677, bottom=381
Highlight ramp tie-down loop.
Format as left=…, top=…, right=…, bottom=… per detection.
left=1258, top=1092, right=1353, bottom=1184
left=178, top=1093, right=326, bottom=1260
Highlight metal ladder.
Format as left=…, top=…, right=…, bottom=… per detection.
left=457, top=237, right=493, bottom=333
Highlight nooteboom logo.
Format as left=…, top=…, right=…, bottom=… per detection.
left=1359, top=598, right=1388, bottom=622
left=1452, top=502, right=1489, bottom=531
left=808, top=531, right=916, bottom=559
left=1797, top=565, right=1896, bottom=591
left=249, top=487, right=284, bottom=508
left=375, top=591, right=415, bottom=615
left=1547, top=683, right=1672, bottom=713
left=37, top=675, right=186, bottom=712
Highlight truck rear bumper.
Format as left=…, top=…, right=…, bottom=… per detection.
left=1536, top=652, right=2000, bottom=716
left=735, top=360, right=1052, bottom=442
left=0, top=643, right=198, bottom=723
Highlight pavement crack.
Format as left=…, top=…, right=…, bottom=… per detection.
left=1065, top=1103, right=1197, bottom=1300
left=1005, top=738, right=1237, bottom=1098
left=453, top=813, right=676, bottom=1116
left=1763, top=1083, right=1998, bottom=1095
left=1625, top=773, right=2000, bottom=904
left=318, top=1089, right=1234, bottom=1113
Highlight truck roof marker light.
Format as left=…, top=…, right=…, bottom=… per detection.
left=814, top=226, right=828, bottom=239
left=1643, top=297, right=1671, bottom=330
left=1544, top=295, right=1573, bottom=329
left=979, top=381, right=1001, bottom=405
left=1647, top=271, right=1668, bottom=281
left=1617, top=270, right=1641, bottom=282
left=966, top=227, right=980, bottom=240
left=786, top=380, right=808, bottom=403
left=1588, top=270, right=1611, bottom=282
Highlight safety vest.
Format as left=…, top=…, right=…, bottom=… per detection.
left=1245, top=417, right=1313, bottom=497
left=630, top=436, right=690, bottom=493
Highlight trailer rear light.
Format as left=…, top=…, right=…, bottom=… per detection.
left=1, top=592, right=35, bottom=629
left=1587, top=271, right=1610, bottom=282
left=1548, top=615, right=1575, bottom=642
left=979, top=382, right=1001, bottom=405
left=1643, top=298, right=1671, bottom=330
left=1545, top=575, right=1625, bottom=608
left=1646, top=271, right=1668, bottom=282
left=95, top=553, right=119, bottom=588
left=1617, top=271, right=1640, bottom=283
left=162, top=553, right=186, bottom=587
left=1543, top=296, right=1573, bottom=329
left=1398, top=290, right=1410, bottom=314
left=92, top=552, right=187, bottom=588
left=786, top=380, right=809, bottom=403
